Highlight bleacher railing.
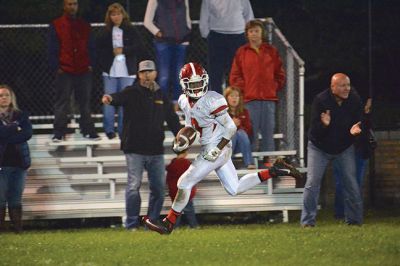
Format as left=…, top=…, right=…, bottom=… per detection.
left=0, top=18, right=305, bottom=166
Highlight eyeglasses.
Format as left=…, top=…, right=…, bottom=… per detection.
left=0, top=94, right=10, bottom=98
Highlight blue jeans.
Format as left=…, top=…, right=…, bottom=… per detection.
left=154, top=41, right=187, bottom=102
left=0, top=167, right=26, bottom=208
left=207, top=31, right=246, bottom=94
left=231, top=129, right=254, bottom=167
left=175, top=199, right=199, bottom=228
left=333, top=152, right=367, bottom=219
left=103, top=76, right=135, bottom=135
left=301, top=142, right=363, bottom=226
left=124, top=153, right=165, bottom=229
left=245, top=100, right=276, bottom=152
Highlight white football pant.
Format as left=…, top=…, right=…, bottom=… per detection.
left=172, top=146, right=262, bottom=212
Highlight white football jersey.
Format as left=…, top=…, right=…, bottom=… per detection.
left=178, top=91, right=229, bottom=147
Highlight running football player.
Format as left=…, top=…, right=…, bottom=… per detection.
left=144, top=62, right=301, bottom=234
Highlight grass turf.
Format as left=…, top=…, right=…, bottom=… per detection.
left=1, top=210, right=399, bottom=266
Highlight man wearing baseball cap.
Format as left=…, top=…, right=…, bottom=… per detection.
left=102, top=60, right=181, bottom=231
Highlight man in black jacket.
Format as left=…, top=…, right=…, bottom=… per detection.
left=301, top=73, right=363, bottom=227
left=102, top=60, right=181, bottom=230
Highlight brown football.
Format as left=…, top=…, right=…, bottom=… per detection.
left=176, top=126, right=197, bottom=148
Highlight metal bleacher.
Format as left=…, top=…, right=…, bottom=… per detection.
left=24, top=122, right=305, bottom=223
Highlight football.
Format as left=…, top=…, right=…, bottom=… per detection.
left=175, top=126, right=197, bottom=149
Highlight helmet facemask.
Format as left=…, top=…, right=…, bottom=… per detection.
left=181, top=74, right=209, bottom=99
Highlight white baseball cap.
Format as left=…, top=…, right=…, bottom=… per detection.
left=138, top=60, right=156, bottom=72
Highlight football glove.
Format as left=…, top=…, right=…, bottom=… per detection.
left=203, top=147, right=221, bottom=162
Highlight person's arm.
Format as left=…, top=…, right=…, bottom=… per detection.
left=273, top=49, right=286, bottom=90
left=242, top=0, right=255, bottom=22
left=143, top=0, right=160, bottom=36
left=309, top=96, right=329, bottom=139
left=104, top=87, right=133, bottom=107
left=203, top=112, right=237, bottom=162
left=47, top=23, right=60, bottom=72
left=185, top=0, right=192, bottom=30
left=229, top=50, right=245, bottom=89
left=215, top=112, right=237, bottom=144
left=123, top=27, right=149, bottom=61
left=199, top=0, right=209, bottom=38
left=0, top=123, right=19, bottom=138
left=5, top=112, right=33, bottom=144
left=241, top=109, right=253, bottom=137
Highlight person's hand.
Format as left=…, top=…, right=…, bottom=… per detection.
left=113, top=47, right=123, bottom=56
left=350, top=121, right=362, bottom=136
left=320, top=110, right=331, bottom=127
left=232, top=117, right=241, bottom=127
left=88, top=66, right=93, bottom=72
left=155, top=31, right=162, bottom=38
left=203, top=147, right=221, bottom=162
left=57, top=68, right=64, bottom=74
left=102, top=95, right=112, bottom=105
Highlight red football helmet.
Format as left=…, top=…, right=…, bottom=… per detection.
left=179, top=62, right=209, bottom=99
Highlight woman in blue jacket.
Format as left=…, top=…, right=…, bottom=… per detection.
left=0, top=84, right=32, bottom=233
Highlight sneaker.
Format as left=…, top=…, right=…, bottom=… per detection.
left=143, top=217, right=173, bottom=235
left=83, top=133, right=101, bottom=141
left=271, top=158, right=302, bottom=180
left=106, top=132, right=116, bottom=140
left=52, top=134, right=64, bottom=142
left=301, top=224, right=315, bottom=228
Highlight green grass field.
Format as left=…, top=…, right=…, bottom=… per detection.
left=1, top=210, right=399, bottom=266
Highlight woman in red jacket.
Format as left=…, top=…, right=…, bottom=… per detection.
left=230, top=20, right=285, bottom=165
left=224, top=86, right=255, bottom=169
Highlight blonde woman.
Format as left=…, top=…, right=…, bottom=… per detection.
left=224, top=86, right=255, bottom=169
left=0, top=85, right=32, bottom=233
left=97, top=3, right=146, bottom=139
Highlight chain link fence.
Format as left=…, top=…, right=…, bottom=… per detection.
left=267, top=19, right=305, bottom=166
left=0, top=19, right=305, bottom=164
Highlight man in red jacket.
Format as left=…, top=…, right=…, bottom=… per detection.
left=48, top=0, right=99, bottom=142
left=230, top=19, right=285, bottom=165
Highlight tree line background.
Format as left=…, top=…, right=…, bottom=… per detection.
left=0, top=0, right=399, bottom=127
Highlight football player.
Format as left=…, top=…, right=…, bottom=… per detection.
left=144, top=62, right=302, bottom=234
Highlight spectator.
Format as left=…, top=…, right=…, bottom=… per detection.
left=97, top=3, right=146, bottom=139
left=200, top=0, right=254, bottom=94
left=102, top=60, right=181, bottom=231
left=230, top=19, right=285, bottom=166
left=0, top=85, right=32, bottom=233
left=48, top=0, right=100, bottom=142
left=144, top=0, right=191, bottom=108
left=166, top=150, right=199, bottom=228
left=301, top=73, right=363, bottom=227
left=224, top=86, right=255, bottom=169
left=333, top=98, right=373, bottom=219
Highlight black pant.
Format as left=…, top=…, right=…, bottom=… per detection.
left=53, top=71, right=95, bottom=135
left=207, top=31, right=246, bottom=94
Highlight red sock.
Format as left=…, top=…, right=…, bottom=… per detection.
left=258, top=169, right=271, bottom=181
left=166, top=209, right=181, bottom=225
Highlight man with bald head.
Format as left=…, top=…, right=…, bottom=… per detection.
left=48, top=0, right=99, bottom=142
left=301, top=73, right=363, bottom=227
